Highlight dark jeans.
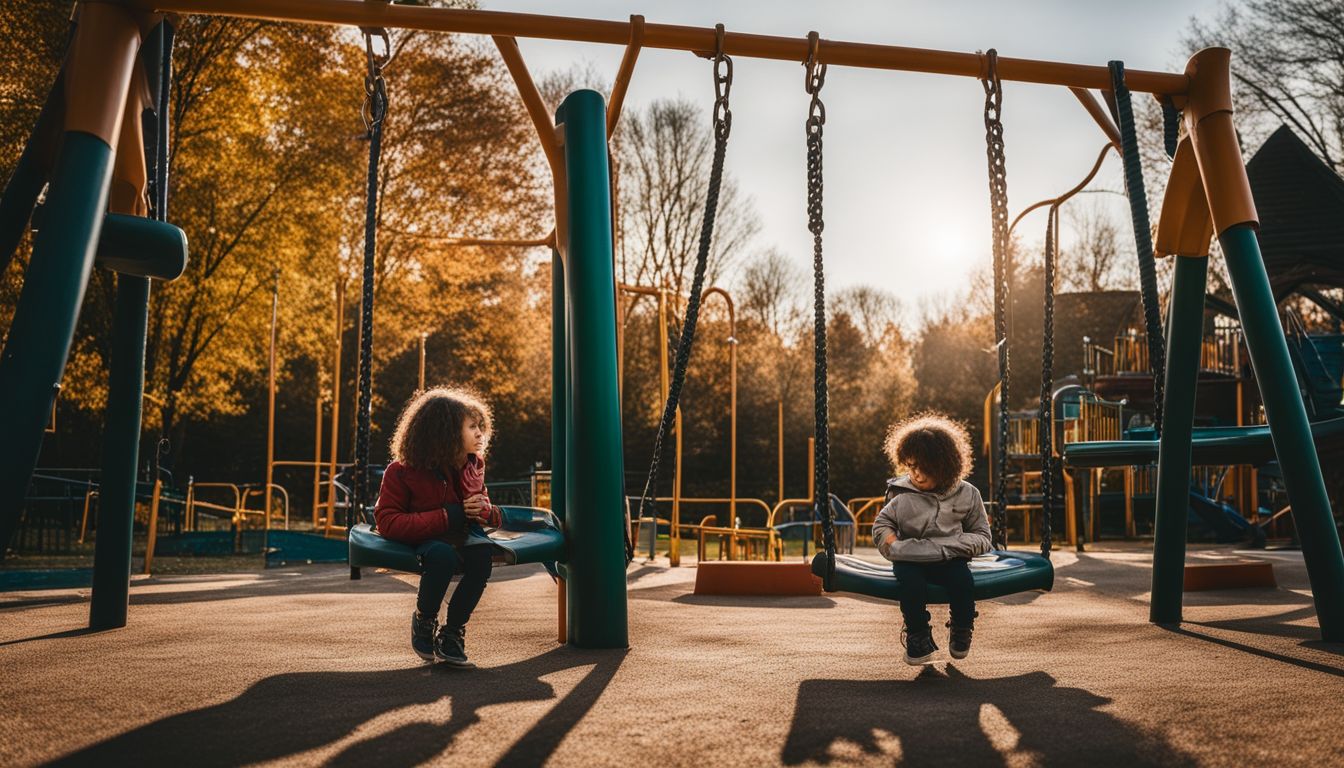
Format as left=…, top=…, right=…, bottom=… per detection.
left=415, top=540, right=493, bottom=629
left=894, top=559, right=975, bottom=631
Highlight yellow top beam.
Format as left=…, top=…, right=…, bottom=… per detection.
left=131, top=0, right=1189, bottom=96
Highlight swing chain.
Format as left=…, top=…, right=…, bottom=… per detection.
left=352, top=28, right=390, bottom=530
left=635, top=24, right=735, bottom=562
left=712, top=23, right=733, bottom=141
left=1039, top=205, right=1058, bottom=557
left=1109, top=61, right=1167, bottom=438
left=803, top=31, right=835, bottom=584
left=982, top=49, right=1011, bottom=551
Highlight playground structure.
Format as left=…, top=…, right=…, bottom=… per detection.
left=0, top=2, right=1341, bottom=645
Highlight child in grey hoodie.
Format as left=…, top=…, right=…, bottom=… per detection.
left=872, top=414, right=991, bottom=664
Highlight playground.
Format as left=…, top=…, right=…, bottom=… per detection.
left=5, top=545, right=1342, bottom=766
left=6, top=1, right=1344, bottom=765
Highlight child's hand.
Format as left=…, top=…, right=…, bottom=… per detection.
left=464, top=494, right=490, bottom=523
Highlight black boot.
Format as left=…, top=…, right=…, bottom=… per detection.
left=947, top=618, right=975, bottom=659
left=435, top=624, right=473, bottom=667
left=411, top=611, right=437, bottom=662
left=902, top=625, right=938, bottom=665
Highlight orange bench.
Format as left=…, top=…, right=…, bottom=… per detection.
left=693, top=561, right=822, bottom=596
left=1183, top=560, right=1276, bottom=591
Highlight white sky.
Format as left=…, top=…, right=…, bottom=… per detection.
left=482, top=0, right=1227, bottom=312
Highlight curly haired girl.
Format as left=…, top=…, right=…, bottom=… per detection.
left=872, top=413, right=991, bottom=665
left=374, top=386, right=503, bottom=667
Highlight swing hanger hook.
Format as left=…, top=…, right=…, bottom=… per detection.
left=361, top=27, right=390, bottom=130
left=803, top=31, right=826, bottom=95
left=803, top=31, right=826, bottom=132
left=712, top=23, right=733, bottom=140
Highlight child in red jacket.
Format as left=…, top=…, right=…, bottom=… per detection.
left=375, top=387, right=503, bottom=667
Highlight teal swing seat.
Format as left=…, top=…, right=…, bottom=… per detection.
left=811, top=550, right=1055, bottom=602
left=349, top=505, right=565, bottom=575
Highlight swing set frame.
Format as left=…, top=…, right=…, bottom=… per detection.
left=1, top=0, right=1342, bottom=644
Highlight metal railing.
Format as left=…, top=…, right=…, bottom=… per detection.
left=1084, top=325, right=1241, bottom=380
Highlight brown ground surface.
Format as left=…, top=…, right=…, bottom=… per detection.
left=2, top=544, right=1341, bottom=767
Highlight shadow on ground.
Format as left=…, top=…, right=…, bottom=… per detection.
left=47, top=646, right=625, bottom=767
left=783, top=666, right=1197, bottom=767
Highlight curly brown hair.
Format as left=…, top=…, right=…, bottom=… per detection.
left=883, top=412, right=973, bottom=493
left=389, top=386, right=492, bottom=470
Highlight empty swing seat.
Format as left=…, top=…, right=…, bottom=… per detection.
left=810, top=550, right=1054, bottom=602
left=349, top=505, right=565, bottom=574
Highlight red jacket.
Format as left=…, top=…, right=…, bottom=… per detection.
left=373, top=455, right=502, bottom=545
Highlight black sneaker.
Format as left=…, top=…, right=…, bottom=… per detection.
left=947, top=620, right=974, bottom=659
left=435, top=624, right=474, bottom=667
left=411, top=611, right=437, bottom=662
left=902, top=626, right=939, bottom=665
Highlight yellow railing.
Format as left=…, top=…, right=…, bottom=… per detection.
left=633, top=496, right=773, bottom=560
left=185, top=481, right=288, bottom=531
left=848, top=496, right=885, bottom=545
left=1089, top=327, right=1241, bottom=379
left=1069, top=395, right=1125, bottom=443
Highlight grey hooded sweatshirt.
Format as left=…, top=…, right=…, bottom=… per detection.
left=871, top=476, right=993, bottom=562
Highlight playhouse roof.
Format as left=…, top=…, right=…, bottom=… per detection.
left=1246, top=125, right=1344, bottom=299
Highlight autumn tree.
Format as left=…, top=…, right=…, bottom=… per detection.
left=617, top=98, right=760, bottom=303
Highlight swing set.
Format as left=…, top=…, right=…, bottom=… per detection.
left=2, top=1, right=1342, bottom=646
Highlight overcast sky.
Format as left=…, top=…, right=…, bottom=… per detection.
left=482, top=0, right=1228, bottom=314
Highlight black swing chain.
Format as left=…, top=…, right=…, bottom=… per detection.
left=351, top=29, right=390, bottom=530
left=982, top=50, right=1011, bottom=551
left=804, top=33, right=837, bottom=585
left=1109, top=61, right=1166, bottom=438
left=635, top=25, right=733, bottom=554
left=1161, top=99, right=1180, bottom=159
left=1038, top=205, right=1058, bottom=558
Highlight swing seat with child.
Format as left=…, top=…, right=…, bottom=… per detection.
left=349, top=505, right=565, bottom=576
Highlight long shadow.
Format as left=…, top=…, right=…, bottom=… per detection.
left=0, top=627, right=100, bottom=648
left=47, top=646, right=627, bottom=767
left=783, top=666, right=1198, bottom=767
left=1187, top=604, right=1328, bottom=643
left=1159, top=624, right=1344, bottom=677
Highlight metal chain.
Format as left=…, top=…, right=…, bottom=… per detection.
left=1109, top=61, right=1166, bottom=437
left=1161, top=98, right=1180, bottom=159
left=982, top=49, right=1010, bottom=551
left=803, top=32, right=836, bottom=587
left=1039, top=204, right=1058, bottom=558
left=636, top=26, right=733, bottom=554
left=352, top=29, right=390, bottom=534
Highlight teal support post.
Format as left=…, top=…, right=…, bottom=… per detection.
left=556, top=90, right=627, bottom=648
left=1222, top=224, right=1344, bottom=640
left=0, top=133, right=114, bottom=547
left=89, top=274, right=151, bottom=629
left=1150, top=255, right=1208, bottom=624
left=550, top=247, right=567, bottom=551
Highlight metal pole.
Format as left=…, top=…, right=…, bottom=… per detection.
left=325, top=277, right=343, bottom=533
left=89, top=274, right=150, bottom=629
left=417, top=331, right=427, bottom=390
left=672, top=406, right=681, bottom=567
left=1149, top=255, right=1208, bottom=624
left=558, top=89, right=627, bottom=648
left=1223, top=226, right=1344, bottom=640
left=144, top=1, right=1189, bottom=95
left=265, top=271, right=278, bottom=527
left=312, top=386, right=323, bottom=528
left=778, top=399, right=784, bottom=505
left=652, top=287, right=669, bottom=561
left=0, top=6, right=144, bottom=553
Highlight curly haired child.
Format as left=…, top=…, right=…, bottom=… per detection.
left=374, top=387, right=503, bottom=667
left=872, top=413, right=992, bottom=665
